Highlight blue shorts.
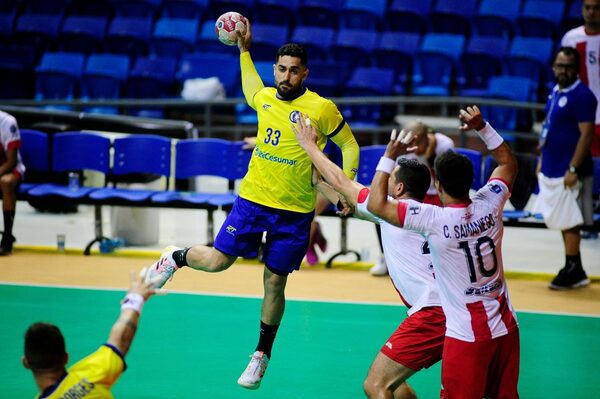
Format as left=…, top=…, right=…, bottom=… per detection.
left=214, top=197, right=314, bottom=274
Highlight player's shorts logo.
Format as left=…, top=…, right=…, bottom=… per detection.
left=489, top=184, right=502, bottom=194
left=226, top=225, right=237, bottom=236
left=289, top=110, right=300, bottom=123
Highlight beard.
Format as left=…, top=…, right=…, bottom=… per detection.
left=276, top=81, right=301, bottom=99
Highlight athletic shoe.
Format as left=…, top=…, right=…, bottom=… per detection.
left=549, top=265, right=590, bottom=290
left=238, top=351, right=269, bottom=390
left=0, top=234, right=15, bottom=256
left=144, top=245, right=182, bottom=288
left=306, top=244, right=319, bottom=265
left=369, top=255, right=388, bottom=276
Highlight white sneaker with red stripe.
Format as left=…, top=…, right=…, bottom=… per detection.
left=144, top=245, right=181, bottom=288
left=237, top=351, right=269, bottom=390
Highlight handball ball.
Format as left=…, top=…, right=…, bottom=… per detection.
left=215, top=11, right=247, bottom=46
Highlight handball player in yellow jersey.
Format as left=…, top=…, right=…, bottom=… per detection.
left=144, top=19, right=359, bottom=390
left=23, top=268, right=162, bottom=399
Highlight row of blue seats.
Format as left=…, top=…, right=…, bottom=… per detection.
left=5, top=31, right=556, bottom=102
left=3, top=0, right=581, bottom=39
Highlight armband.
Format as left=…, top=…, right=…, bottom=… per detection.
left=121, top=293, right=144, bottom=314
left=376, top=157, right=396, bottom=174
left=476, top=122, right=504, bottom=151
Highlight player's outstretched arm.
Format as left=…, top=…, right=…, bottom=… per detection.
left=292, top=113, right=363, bottom=207
left=367, top=129, right=416, bottom=227
left=237, top=19, right=263, bottom=110
left=107, top=268, right=162, bottom=357
left=459, top=105, right=517, bottom=189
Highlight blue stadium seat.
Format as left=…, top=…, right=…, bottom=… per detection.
left=59, top=15, right=108, bottom=54
left=151, top=18, right=198, bottom=60
left=516, top=0, right=565, bottom=39
left=412, top=33, right=465, bottom=96
left=342, top=67, right=395, bottom=126
left=205, top=0, right=255, bottom=21
left=125, top=56, right=177, bottom=117
left=18, top=129, right=51, bottom=197
left=472, top=0, right=520, bottom=38
left=14, top=14, right=62, bottom=59
left=482, top=75, right=535, bottom=131
left=161, top=0, right=208, bottom=18
left=80, top=54, right=130, bottom=114
left=89, top=134, right=171, bottom=203
left=254, top=0, right=299, bottom=26
left=357, top=145, right=386, bottom=185
left=330, top=29, right=378, bottom=70
left=504, top=36, right=554, bottom=98
left=196, top=20, right=231, bottom=55
left=339, top=0, right=386, bottom=31
left=0, top=10, right=16, bottom=38
left=306, top=61, right=347, bottom=97
left=105, top=16, right=153, bottom=58
left=27, top=132, right=111, bottom=201
left=114, top=0, right=161, bottom=17
left=290, top=26, right=335, bottom=61
left=35, top=52, right=86, bottom=105
left=458, top=36, right=509, bottom=97
left=455, top=148, right=483, bottom=190
left=385, top=0, right=433, bottom=33
left=152, top=138, right=249, bottom=244
left=372, top=32, right=421, bottom=94
left=429, top=0, right=478, bottom=35
left=177, top=53, right=239, bottom=97
left=297, top=0, right=343, bottom=29
left=0, top=44, right=37, bottom=98
left=250, top=24, right=289, bottom=62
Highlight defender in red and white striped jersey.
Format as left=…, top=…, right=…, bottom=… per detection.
left=562, top=0, right=600, bottom=156
left=292, top=116, right=444, bottom=399
left=367, top=106, right=520, bottom=399
left=0, top=110, right=25, bottom=255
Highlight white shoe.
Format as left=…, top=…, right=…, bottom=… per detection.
left=369, top=256, right=388, bottom=276
left=238, top=351, right=269, bottom=390
left=144, top=245, right=182, bottom=288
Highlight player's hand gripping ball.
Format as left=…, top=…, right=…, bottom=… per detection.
left=215, top=11, right=247, bottom=46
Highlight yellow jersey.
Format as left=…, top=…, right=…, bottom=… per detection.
left=36, top=345, right=125, bottom=399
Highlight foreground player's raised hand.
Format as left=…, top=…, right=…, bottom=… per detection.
left=130, top=267, right=165, bottom=301
left=458, top=105, right=486, bottom=131
left=384, top=129, right=417, bottom=160
left=236, top=18, right=252, bottom=53
left=291, top=112, right=317, bottom=150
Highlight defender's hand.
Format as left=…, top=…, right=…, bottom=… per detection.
left=291, top=112, right=318, bottom=150
left=459, top=105, right=486, bottom=131
left=384, top=129, right=417, bottom=160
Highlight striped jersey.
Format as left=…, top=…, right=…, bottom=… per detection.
left=36, top=345, right=125, bottom=399
left=355, top=188, right=441, bottom=316
left=397, top=179, right=518, bottom=342
left=562, top=26, right=600, bottom=124
left=0, top=110, right=25, bottom=176
left=238, top=87, right=345, bottom=213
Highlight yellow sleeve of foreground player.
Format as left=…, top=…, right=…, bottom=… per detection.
left=240, top=51, right=264, bottom=110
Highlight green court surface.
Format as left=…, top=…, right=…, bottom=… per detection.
left=1, top=284, right=599, bottom=398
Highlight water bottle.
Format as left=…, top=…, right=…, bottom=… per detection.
left=68, top=172, right=79, bottom=191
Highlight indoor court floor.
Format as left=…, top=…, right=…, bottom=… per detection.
left=1, top=203, right=599, bottom=398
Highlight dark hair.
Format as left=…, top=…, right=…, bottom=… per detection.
left=24, top=323, right=66, bottom=371
left=394, top=158, right=431, bottom=201
left=557, top=46, right=580, bottom=70
left=434, top=150, right=473, bottom=198
left=276, top=43, right=308, bottom=67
